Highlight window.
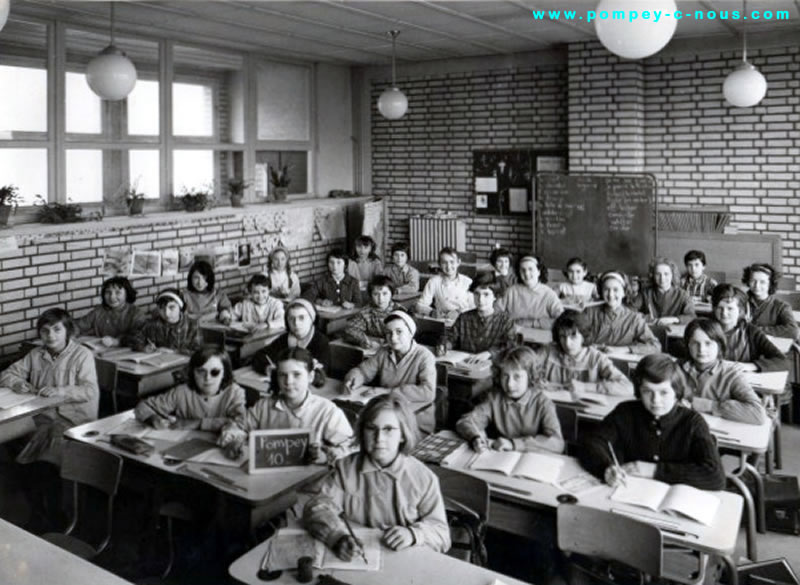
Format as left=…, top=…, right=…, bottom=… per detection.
left=0, top=64, right=47, bottom=135
left=66, top=150, right=103, bottom=203
left=173, top=82, right=214, bottom=137
left=256, top=61, right=310, bottom=141
left=173, top=150, right=213, bottom=193
left=256, top=150, right=308, bottom=195
left=66, top=71, right=102, bottom=134
left=0, top=149, right=47, bottom=205
left=127, top=79, right=160, bottom=136
left=129, top=150, right=160, bottom=198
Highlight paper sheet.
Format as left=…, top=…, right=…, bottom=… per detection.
left=314, top=205, right=346, bottom=240
left=475, top=177, right=498, bottom=193
left=508, top=188, right=528, bottom=213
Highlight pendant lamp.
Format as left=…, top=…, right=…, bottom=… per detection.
left=86, top=3, right=137, bottom=101
left=595, top=0, right=678, bottom=59
left=377, top=30, right=408, bottom=120
left=0, top=0, right=10, bottom=33
left=723, top=0, right=767, bottom=108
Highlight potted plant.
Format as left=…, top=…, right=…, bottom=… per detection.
left=33, top=194, right=87, bottom=224
left=125, top=187, right=146, bottom=216
left=179, top=187, right=214, bottom=212
left=227, top=178, right=249, bottom=208
left=0, top=184, right=21, bottom=227
left=269, top=165, right=291, bottom=201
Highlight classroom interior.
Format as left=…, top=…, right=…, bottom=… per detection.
left=1, top=0, right=800, bottom=584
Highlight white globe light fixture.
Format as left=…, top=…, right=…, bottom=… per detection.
left=0, top=0, right=10, bottom=33
left=86, top=3, right=137, bottom=101
left=377, top=30, right=408, bottom=120
left=723, top=0, right=767, bottom=108
left=594, top=0, right=678, bottom=59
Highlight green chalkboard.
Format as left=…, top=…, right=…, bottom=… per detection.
left=535, top=173, right=657, bottom=276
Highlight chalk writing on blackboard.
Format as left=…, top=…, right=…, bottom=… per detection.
left=248, top=428, right=310, bottom=474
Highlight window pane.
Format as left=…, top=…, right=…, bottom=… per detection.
left=66, top=71, right=102, bottom=134
left=256, top=150, right=308, bottom=195
left=0, top=149, right=47, bottom=205
left=0, top=65, right=47, bottom=134
left=127, top=79, right=159, bottom=136
left=173, top=83, right=213, bottom=137
left=66, top=149, right=103, bottom=203
left=256, top=61, right=310, bottom=141
left=129, top=150, right=160, bottom=198
left=173, top=150, right=213, bottom=193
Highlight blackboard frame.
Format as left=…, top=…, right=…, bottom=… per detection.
left=248, top=428, right=311, bottom=474
left=533, top=172, right=658, bottom=277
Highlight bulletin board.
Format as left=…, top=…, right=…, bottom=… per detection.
left=473, top=149, right=566, bottom=216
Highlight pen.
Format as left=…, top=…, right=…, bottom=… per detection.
left=340, top=514, right=368, bottom=565
left=200, top=466, right=236, bottom=486
left=607, top=440, right=627, bottom=487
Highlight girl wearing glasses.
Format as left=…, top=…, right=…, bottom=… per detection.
left=304, top=394, right=451, bottom=561
left=134, top=346, right=245, bottom=430
left=219, top=347, right=352, bottom=461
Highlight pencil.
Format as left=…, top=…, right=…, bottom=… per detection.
left=607, top=440, right=627, bottom=487
left=340, top=514, right=368, bottom=565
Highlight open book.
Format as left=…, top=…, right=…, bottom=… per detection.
left=437, top=350, right=491, bottom=377
left=79, top=336, right=115, bottom=354
left=335, top=387, right=389, bottom=406
left=0, top=387, right=37, bottom=410
left=469, top=450, right=565, bottom=485
left=543, top=388, right=609, bottom=407
left=160, top=437, right=248, bottom=467
left=117, top=351, right=186, bottom=368
left=610, top=476, right=720, bottom=526
left=261, top=528, right=382, bottom=572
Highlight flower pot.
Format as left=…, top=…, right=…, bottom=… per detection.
left=128, top=198, right=145, bottom=216
left=0, top=205, right=12, bottom=227
left=273, top=187, right=288, bottom=201
left=230, top=194, right=244, bottom=208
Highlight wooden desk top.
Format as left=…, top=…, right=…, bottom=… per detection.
left=95, top=347, right=190, bottom=378
left=668, top=324, right=794, bottom=353
left=0, top=517, right=134, bottom=585
left=64, top=411, right=326, bottom=506
left=229, top=538, right=529, bottom=585
left=199, top=317, right=285, bottom=345
left=518, top=326, right=553, bottom=345
left=441, top=442, right=743, bottom=557
left=314, top=305, right=361, bottom=321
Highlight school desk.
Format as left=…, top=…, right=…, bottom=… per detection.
left=198, top=317, right=285, bottom=365
left=0, top=517, right=134, bottom=585
left=440, top=439, right=743, bottom=582
left=668, top=323, right=794, bottom=355
left=313, top=304, right=362, bottom=335
left=0, top=394, right=66, bottom=443
left=229, top=536, right=530, bottom=585
left=64, top=411, right=327, bottom=534
left=94, top=347, right=191, bottom=398
left=393, top=290, right=422, bottom=310
left=518, top=326, right=553, bottom=345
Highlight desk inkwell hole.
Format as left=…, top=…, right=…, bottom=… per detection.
left=557, top=493, right=578, bottom=505
left=257, top=568, right=282, bottom=581
left=83, top=430, right=99, bottom=438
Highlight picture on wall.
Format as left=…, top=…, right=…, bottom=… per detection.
left=130, top=250, right=161, bottom=277
left=162, top=249, right=179, bottom=276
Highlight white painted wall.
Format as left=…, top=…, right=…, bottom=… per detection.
left=315, top=63, right=354, bottom=196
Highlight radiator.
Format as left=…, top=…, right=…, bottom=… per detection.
left=409, top=217, right=467, bottom=261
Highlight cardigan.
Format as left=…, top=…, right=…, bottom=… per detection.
left=495, top=283, right=564, bottom=328
left=303, top=274, right=363, bottom=307
left=304, top=453, right=451, bottom=553
left=347, top=258, right=384, bottom=285
left=0, top=339, right=98, bottom=426
left=748, top=294, right=799, bottom=341
left=680, top=273, right=718, bottom=302
left=583, top=305, right=661, bottom=354
left=641, top=287, right=696, bottom=324
left=130, top=314, right=199, bottom=355
left=76, top=303, right=144, bottom=344
left=442, top=309, right=516, bottom=360
left=537, top=345, right=634, bottom=396
left=184, top=289, right=232, bottom=322
left=456, top=388, right=564, bottom=453
left=342, top=303, right=402, bottom=347
left=134, top=382, right=246, bottom=431
left=252, top=330, right=331, bottom=373
left=676, top=359, right=766, bottom=425
left=384, top=263, right=421, bottom=295
left=579, top=400, right=725, bottom=491
left=723, top=320, right=788, bottom=372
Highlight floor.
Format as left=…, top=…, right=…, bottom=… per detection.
left=2, top=426, right=799, bottom=584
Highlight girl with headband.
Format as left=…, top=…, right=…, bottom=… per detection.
left=495, top=254, right=563, bottom=329
left=131, top=288, right=199, bottom=355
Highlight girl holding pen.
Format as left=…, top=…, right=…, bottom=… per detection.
left=579, top=353, right=725, bottom=491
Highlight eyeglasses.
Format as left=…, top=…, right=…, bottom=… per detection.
left=364, top=425, right=400, bottom=437
left=195, top=368, right=222, bottom=378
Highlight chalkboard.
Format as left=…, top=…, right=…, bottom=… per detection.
left=535, top=173, right=656, bottom=275
left=248, top=429, right=310, bottom=474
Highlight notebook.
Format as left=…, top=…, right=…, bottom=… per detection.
left=116, top=350, right=185, bottom=368
left=468, top=450, right=565, bottom=485
left=336, top=387, right=389, bottom=406
left=436, top=351, right=491, bottom=377
left=411, top=433, right=464, bottom=464
left=610, top=476, right=720, bottom=525
left=261, top=528, right=382, bottom=572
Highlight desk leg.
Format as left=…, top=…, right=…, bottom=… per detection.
left=742, top=460, right=766, bottom=534
left=721, top=554, right=739, bottom=585
left=727, top=472, right=758, bottom=561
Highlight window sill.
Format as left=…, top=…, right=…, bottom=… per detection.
left=0, top=195, right=373, bottom=238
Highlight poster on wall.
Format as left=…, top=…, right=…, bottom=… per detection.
left=314, top=205, right=346, bottom=241
left=238, top=244, right=252, bottom=267
left=214, top=246, right=238, bottom=270
left=102, top=247, right=132, bottom=277
left=179, top=249, right=195, bottom=272
left=130, top=250, right=161, bottom=277
left=362, top=200, right=384, bottom=259
left=161, top=249, right=179, bottom=276
left=283, top=208, right=314, bottom=249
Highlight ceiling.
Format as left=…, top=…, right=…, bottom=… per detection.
left=10, top=0, right=800, bottom=66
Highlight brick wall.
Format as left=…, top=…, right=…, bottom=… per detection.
left=371, top=64, right=568, bottom=261
left=0, top=204, right=352, bottom=358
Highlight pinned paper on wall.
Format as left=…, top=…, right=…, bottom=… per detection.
left=102, top=247, right=132, bottom=276
left=362, top=200, right=384, bottom=257
left=476, top=194, right=488, bottom=209
left=475, top=177, right=498, bottom=193
left=314, top=205, right=346, bottom=241
left=130, top=250, right=161, bottom=277
left=179, top=249, right=195, bottom=272
left=283, top=208, right=314, bottom=249
left=161, top=249, right=179, bottom=276
left=508, top=188, right=529, bottom=213
left=238, top=244, right=251, bottom=267
left=214, top=246, right=238, bottom=270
